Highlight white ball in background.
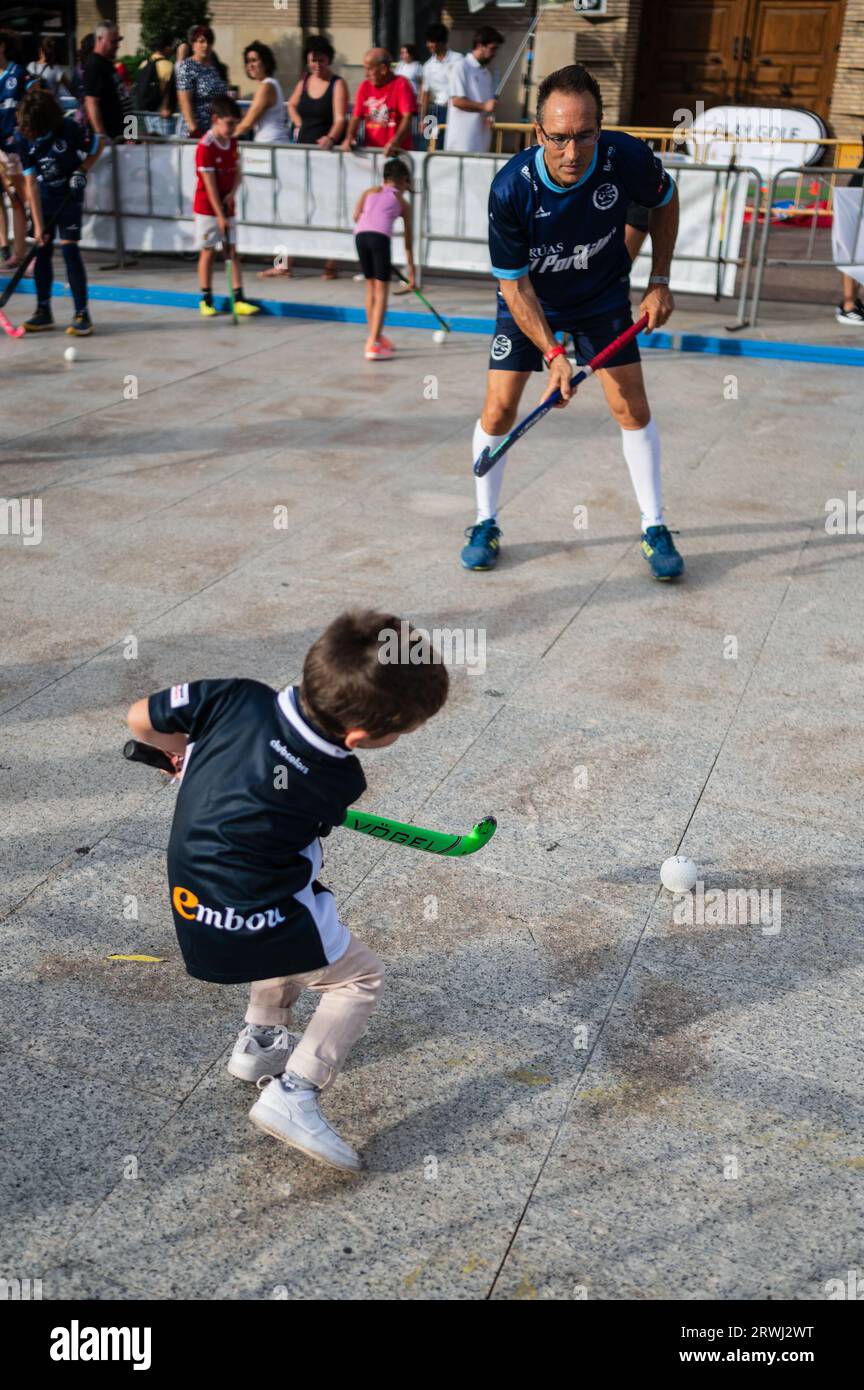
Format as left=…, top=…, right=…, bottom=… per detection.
left=660, top=855, right=698, bottom=893
left=64, top=345, right=78, bottom=363
left=433, top=329, right=446, bottom=344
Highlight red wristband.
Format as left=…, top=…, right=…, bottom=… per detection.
left=543, top=344, right=567, bottom=366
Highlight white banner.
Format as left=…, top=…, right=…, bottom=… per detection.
left=79, top=143, right=746, bottom=297
left=831, top=187, right=864, bottom=280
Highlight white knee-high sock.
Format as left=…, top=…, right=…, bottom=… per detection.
left=473, top=420, right=509, bottom=523
left=621, top=418, right=664, bottom=529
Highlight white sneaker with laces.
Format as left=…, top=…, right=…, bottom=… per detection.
left=835, top=300, right=864, bottom=326
left=227, top=1024, right=296, bottom=1082
left=249, top=1075, right=363, bottom=1172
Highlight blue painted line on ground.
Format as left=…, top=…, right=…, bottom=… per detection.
left=3, top=273, right=864, bottom=367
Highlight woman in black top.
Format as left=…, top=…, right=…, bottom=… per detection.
left=261, top=36, right=348, bottom=281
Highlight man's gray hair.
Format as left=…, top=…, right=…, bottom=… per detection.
left=95, top=20, right=118, bottom=39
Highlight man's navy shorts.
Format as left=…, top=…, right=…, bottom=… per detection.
left=488, top=303, right=641, bottom=373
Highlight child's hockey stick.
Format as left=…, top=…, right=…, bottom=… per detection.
left=123, top=740, right=496, bottom=857
left=474, top=313, right=648, bottom=477
left=393, top=268, right=451, bottom=332
left=0, top=185, right=78, bottom=338
left=221, top=238, right=238, bottom=324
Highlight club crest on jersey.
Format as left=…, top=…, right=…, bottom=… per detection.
left=593, top=182, right=619, bottom=211
left=491, top=334, right=512, bottom=361
left=170, top=683, right=190, bottom=707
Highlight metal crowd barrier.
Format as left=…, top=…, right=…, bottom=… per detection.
left=420, top=150, right=763, bottom=328
left=749, top=165, right=864, bottom=326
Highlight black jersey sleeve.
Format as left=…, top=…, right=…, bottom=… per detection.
left=148, top=679, right=238, bottom=740
left=617, top=134, right=675, bottom=210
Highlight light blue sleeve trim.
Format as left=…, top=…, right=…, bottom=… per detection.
left=22, top=165, right=35, bottom=176
left=655, top=177, right=675, bottom=208
left=491, top=263, right=530, bottom=280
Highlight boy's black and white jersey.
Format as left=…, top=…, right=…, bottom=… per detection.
left=149, top=679, right=367, bottom=983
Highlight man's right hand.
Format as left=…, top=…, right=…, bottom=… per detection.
left=217, top=214, right=228, bottom=238
left=539, top=353, right=575, bottom=409
left=483, top=98, right=497, bottom=114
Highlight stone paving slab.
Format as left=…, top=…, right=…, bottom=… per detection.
left=2, top=277, right=861, bottom=1301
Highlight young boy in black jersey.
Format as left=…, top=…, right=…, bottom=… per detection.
left=127, top=611, right=448, bottom=1172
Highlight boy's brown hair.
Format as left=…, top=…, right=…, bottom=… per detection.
left=17, top=87, right=64, bottom=141
left=210, top=94, right=241, bottom=122
left=301, top=610, right=449, bottom=741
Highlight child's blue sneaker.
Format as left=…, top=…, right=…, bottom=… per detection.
left=641, top=525, right=684, bottom=580
left=460, top=519, right=501, bottom=571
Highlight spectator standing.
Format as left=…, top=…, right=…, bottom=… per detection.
left=395, top=44, right=422, bottom=98
left=235, top=42, right=289, bottom=144
left=287, top=37, right=347, bottom=149
left=83, top=21, right=126, bottom=141
left=133, top=35, right=176, bottom=137
left=28, top=38, right=72, bottom=98
left=342, top=48, right=415, bottom=156
left=420, top=23, right=462, bottom=150
left=836, top=154, right=864, bottom=325
left=268, top=37, right=347, bottom=281
left=0, top=27, right=31, bottom=266
left=445, top=26, right=503, bottom=154
left=176, top=25, right=227, bottom=139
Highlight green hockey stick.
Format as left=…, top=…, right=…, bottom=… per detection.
left=123, top=741, right=496, bottom=857
left=393, top=268, right=451, bottom=332
left=342, top=808, right=496, bottom=857
left=222, top=238, right=238, bottom=324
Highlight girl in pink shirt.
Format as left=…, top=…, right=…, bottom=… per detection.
left=352, top=159, right=414, bottom=360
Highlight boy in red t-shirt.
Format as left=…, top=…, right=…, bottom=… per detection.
left=342, top=50, right=415, bottom=154
left=194, top=95, right=259, bottom=318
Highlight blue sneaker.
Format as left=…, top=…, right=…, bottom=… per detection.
left=641, top=525, right=684, bottom=580
left=461, top=519, right=501, bottom=571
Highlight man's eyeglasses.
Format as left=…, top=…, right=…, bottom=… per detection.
left=538, top=122, right=599, bottom=149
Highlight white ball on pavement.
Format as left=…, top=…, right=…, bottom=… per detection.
left=433, top=329, right=446, bottom=344
left=660, top=855, right=698, bottom=893
left=64, top=345, right=78, bottom=363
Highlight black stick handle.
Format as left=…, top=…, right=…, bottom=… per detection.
left=123, top=739, right=176, bottom=773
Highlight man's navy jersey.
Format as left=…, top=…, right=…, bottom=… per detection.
left=18, top=116, right=96, bottom=199
left=149, top=678, right=367, bottom=984
left=489, top=132, right=675, bottom=320
left=0, top=61, right=30, bottom=151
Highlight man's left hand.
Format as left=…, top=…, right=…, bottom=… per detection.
left=639, top=284, right=674, bottom=333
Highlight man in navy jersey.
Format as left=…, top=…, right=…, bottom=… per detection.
left=461, top=64, right=683, bottom=581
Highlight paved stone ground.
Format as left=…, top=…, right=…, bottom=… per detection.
left=1, top=262, right=862, bottom=1301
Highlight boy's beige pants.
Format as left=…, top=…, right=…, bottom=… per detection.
left=245, top=933, right=384, bottom=1092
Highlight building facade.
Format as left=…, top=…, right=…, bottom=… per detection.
left=6, top=1, right=857, bottom=140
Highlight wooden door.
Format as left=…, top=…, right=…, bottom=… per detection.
left=739, top=0, right=847, bottom=119
left=633, top=0, right=750, bottom=124
left=632, top=0, right=847, bottom=126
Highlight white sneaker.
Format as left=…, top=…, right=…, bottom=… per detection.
left=227, top=1024, right=296, bottom=1082
left=835, top=300, right=864, bottom=325
left=249, top=1075, right=363, bottom=1172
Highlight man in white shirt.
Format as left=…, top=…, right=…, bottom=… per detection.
left=420, top=22, right=462, bottom=150
left=444, top=25, right=504, bottom=155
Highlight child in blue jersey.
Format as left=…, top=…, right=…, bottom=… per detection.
left=16, top=86, right=101, bottom=336
left=127, top=610, right=449, bottom=1173
left=461, top=63, right=684, bottom=582
left=0, top=27, right=34, bottom=267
